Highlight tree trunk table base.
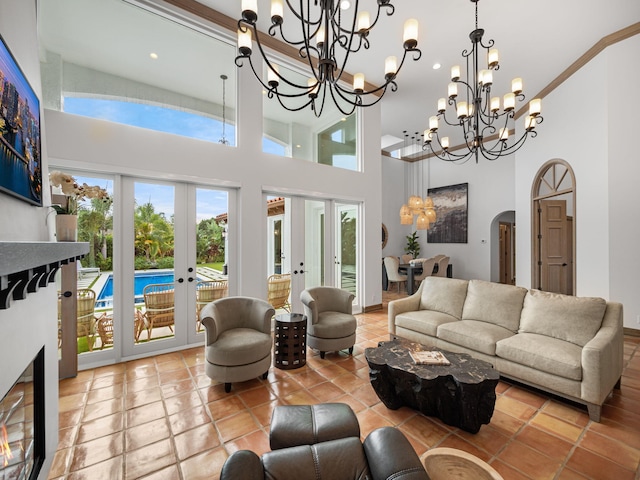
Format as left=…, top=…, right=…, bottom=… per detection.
left=365, top=339, right=499, bottom=433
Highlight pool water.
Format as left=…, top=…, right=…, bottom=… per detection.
left=96, top=271, right=175, bottom=308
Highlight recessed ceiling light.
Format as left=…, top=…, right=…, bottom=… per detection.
left=150, top=52, right=158, bottom=60
left=341, top=117, right=347, bottom=122
left=296, top=144, right=302, bottom=148
left=340, top=1, right=350, bottom=10
left=432, top=63, right=441, bottom=70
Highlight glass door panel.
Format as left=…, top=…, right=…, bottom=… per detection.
left=336, top=203, right=358, bottom=308
left=193, top=187, right=229, bottom=340
left=304, top=200, right=325, bottom=289
left=133, top=182, right=176, bottom=345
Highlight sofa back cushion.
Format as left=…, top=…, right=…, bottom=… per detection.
left=518, top=289, right=607, bottom=347
left=419, top=277, right=469, bottom=320
left=462, top=280, right=527, bottom=333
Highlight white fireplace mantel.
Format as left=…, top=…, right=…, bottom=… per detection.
left=0, top=241, right=89, bottom=309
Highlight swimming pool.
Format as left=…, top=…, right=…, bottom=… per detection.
left=96, top=271, right=176, bottom=308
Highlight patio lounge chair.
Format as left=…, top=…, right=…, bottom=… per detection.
left=267, top=273, right=291, bottom=312
left=142, top=283, right=175, bottom=340
left=57, top=288, right=105, bottom=352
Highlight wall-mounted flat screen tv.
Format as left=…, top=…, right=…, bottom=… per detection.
left=0, top=32, right=41, bottom=206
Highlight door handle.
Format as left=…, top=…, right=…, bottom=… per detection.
left=178, top=278, right=184, bottom=283
left=188, top=277, right=194, bottom=282
left=562, top=263, right=568, bottom=266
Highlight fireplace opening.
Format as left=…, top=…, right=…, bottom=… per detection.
left=0, top=347, right=45, bottom=480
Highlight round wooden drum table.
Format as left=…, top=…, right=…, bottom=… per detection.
left=274, top=313, right=307, bottom=370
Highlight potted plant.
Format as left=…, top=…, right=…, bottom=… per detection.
left=405, top=231, right=420, bottom=259
left=49, top=171, right=110, bottom=241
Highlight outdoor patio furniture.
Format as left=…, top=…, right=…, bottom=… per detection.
left=196, top=280, right=228, bottom=331
left=142, top=283, right=175, bottom=340
left=267, top=273, right=291, bottom=312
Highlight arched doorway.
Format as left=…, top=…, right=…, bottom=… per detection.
left=531, top=159, right=576, bottom=295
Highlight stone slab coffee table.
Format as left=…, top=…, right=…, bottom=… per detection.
left=365, top=339, right=499, bottom=433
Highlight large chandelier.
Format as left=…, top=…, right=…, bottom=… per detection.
left=422, top=0, right=543, bottom=163
left=235, top=0, right=421, bottom=117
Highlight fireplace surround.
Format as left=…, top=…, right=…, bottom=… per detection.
left=0, top=242, right=88, bottom=479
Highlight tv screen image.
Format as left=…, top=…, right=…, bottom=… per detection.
left=0, top=32, right=41, bottom=206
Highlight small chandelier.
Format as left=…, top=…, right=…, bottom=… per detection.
left=235, top=0, right=421, bottom=117
left=399, top=132, right=436, bottom=230
left=423, top=0, right=543, bottom=163
left=219, top=74, right=230, bottom=145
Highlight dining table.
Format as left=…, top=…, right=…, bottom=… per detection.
left=382, top=261, right=453, bottom=296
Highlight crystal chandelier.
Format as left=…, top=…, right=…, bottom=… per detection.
left=235, top=0, right=421, bottom=117
left=423, top=0, right=543, bottom=163
left=399, top=132, right=436, bottom=230
left=219, top=74, right=230, bottom=145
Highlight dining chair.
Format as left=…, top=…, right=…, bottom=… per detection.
left=435, top=256, right=450, bottom=277
left=383, top=256, right=408, bottom=292
left=401, top=254, right=414, bottom=264
left=413, top=257, right=437, bottom=289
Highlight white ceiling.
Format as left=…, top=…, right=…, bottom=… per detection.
left=38, top=0, right=640, bottom=153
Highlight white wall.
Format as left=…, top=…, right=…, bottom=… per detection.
left=44, top=54, right=384, bottom=309
left=0, top=1, right=59, bottom=477
left=382, top=153, right=516, bottom=281
left=516, top=34, right=639, bottom=329
left=607, top=35, right=640, bottom=330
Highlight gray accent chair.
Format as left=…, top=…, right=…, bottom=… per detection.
left=300, top=286, right=357, bottom=359
left=200, top=296, right=275, bottom=392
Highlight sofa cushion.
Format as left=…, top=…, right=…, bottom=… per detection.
left=518, top=290, right=607, bottom=347
left=396, top=310, right=459, bottom=337
left=462, top=280, right=527, bottom=333
left=419, top=277, right=469, bottom=320
left=496, top=332, right=582, bottom=381
left=437, top=320, right=514, bottom=356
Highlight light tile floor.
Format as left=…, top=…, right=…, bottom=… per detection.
left=49, top=291, right=640, bottom=480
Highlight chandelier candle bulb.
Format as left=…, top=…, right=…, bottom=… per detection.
left=488, top=48, right=499, bottom=68
left=490, top=96, right=500, bottom=112
left=353, top=73, right=365, bottom=93
left=457, top=101, right=468, bottom=119
left=238, top=29, right=252, bottom=55
left=437, top=97, right=446, bottom=112
left=451, top=65, right=461, bottom=81
left=385, top=56, right=398, bottom=79
left=529, top=98, right=542, bottom=116
left=525, top=115, right=536, bottom=131
left=316, top=26, right=326, bottom=48
left=268, top=64, right=280, bottom=87
left=499, top=127, right=509, bottom=141
left=357, top=11, right=371, bottom=33
left=429, top=116, right=439, bottom=131
left=441, top=137, right=450, bottom=149
left=308, top=78, right=319, bottom=97
left=403, top=18, right=419, bottom=48
left=271, top=0, right=284, bottom=21
left=503, top=92, right=515, bottom=111
left=482, top=69, right=493, bottom=86
left=242, top=0, right=258, bottom=21
left=511, top=77, right=523, bottom=95
left=448, top=82, right=458, bottom=98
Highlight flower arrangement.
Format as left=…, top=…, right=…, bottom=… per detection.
left=49, top=171, right=110, bottom=215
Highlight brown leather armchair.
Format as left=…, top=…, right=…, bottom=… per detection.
left=220, top=403, right=429, bottom=480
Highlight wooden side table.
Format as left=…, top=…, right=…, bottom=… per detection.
left=274, top=313, right=307, bottom=370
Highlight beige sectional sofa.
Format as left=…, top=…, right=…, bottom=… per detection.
left=388, top=277, right=624, bottom=421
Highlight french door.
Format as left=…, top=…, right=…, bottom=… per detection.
left=266, top=194, right=361, bottom=314
left=75, top=177, right=231, bottom=365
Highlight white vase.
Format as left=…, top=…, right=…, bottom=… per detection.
left=56, top=214, right=78, bottom=242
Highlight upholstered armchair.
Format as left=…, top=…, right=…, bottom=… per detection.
left=220, top=403, right=430, bottom=480
left=200, top=296, right=275, bottom=392
left=300, top=287, right=357, bottom=359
